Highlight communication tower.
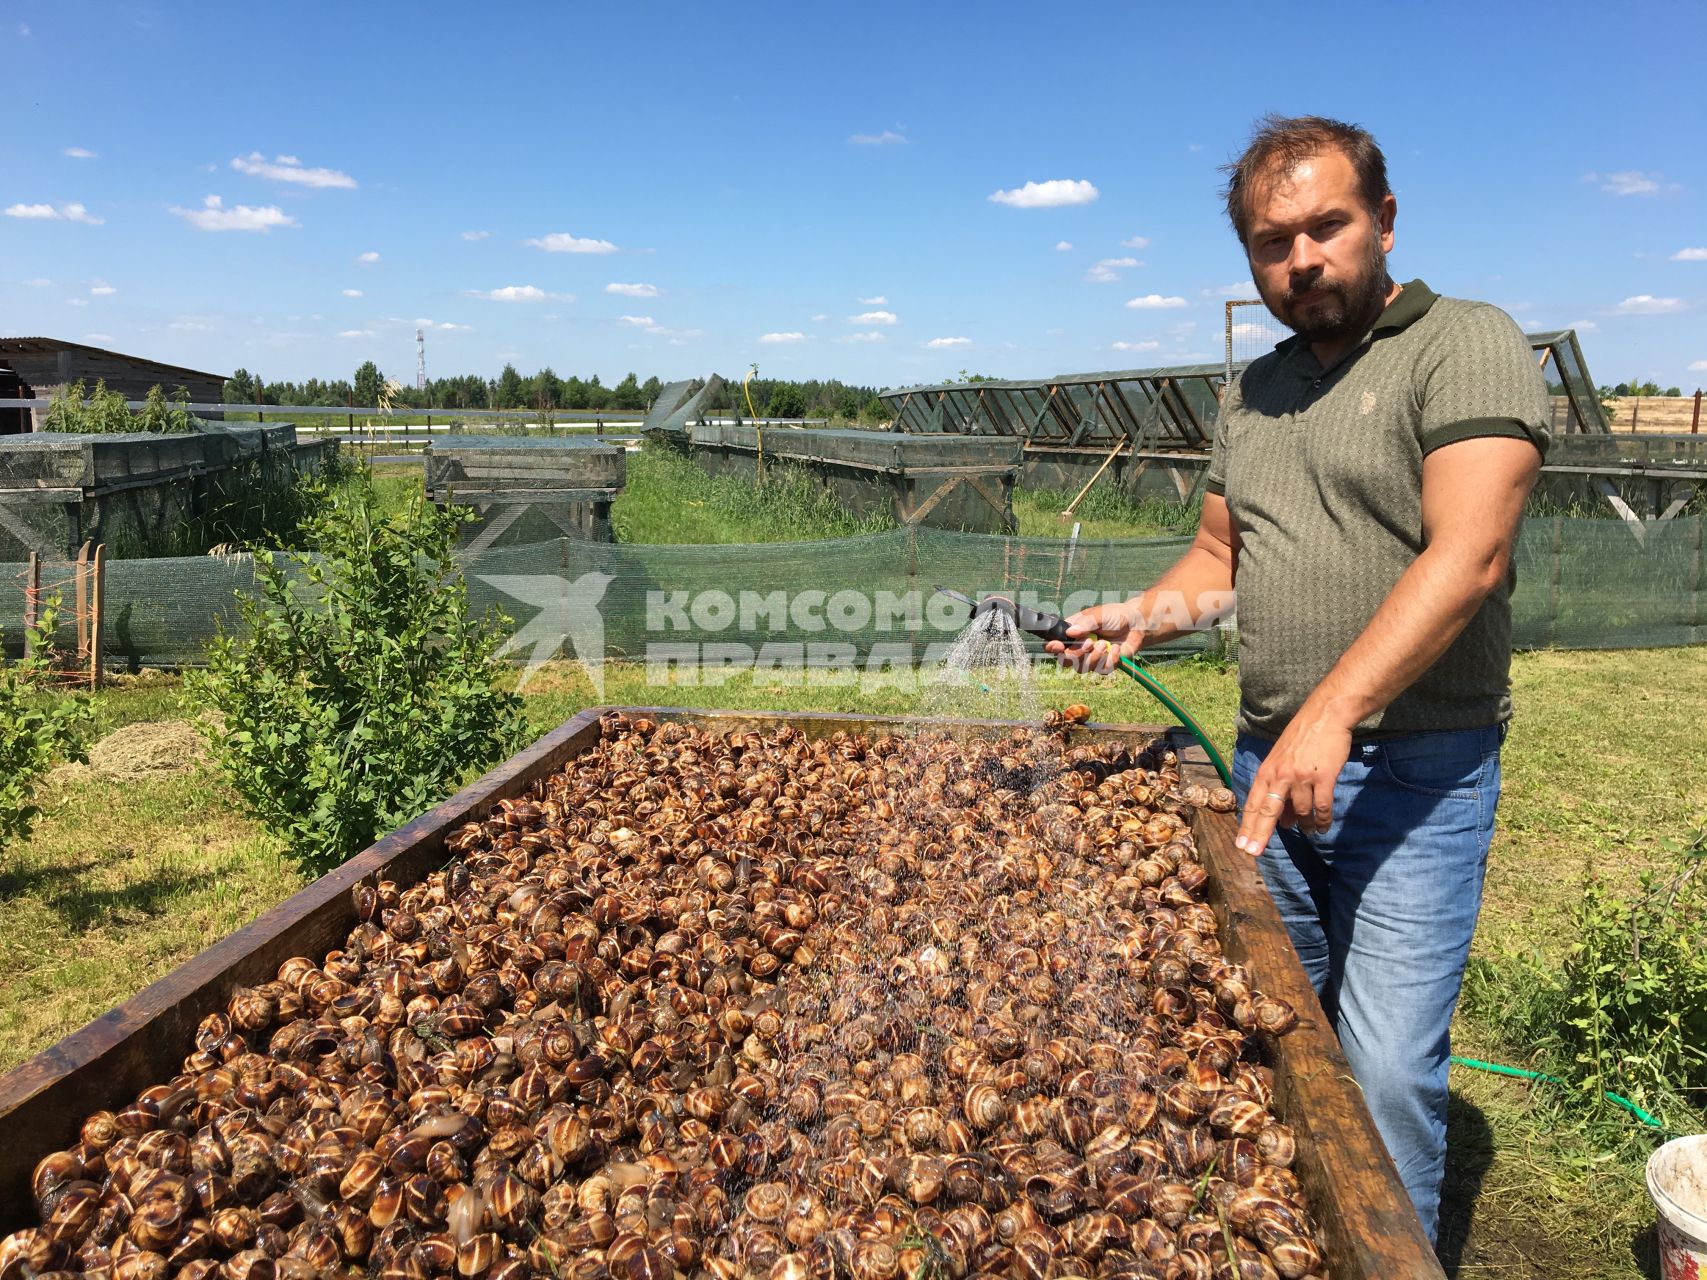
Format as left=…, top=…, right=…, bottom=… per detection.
left=415, top=329, right=427, bottom=391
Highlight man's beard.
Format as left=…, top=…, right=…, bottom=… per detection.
left=1263, top=237, right=1391, bottom=345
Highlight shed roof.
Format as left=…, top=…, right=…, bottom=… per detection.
left=0, top=336, right=225, bottom=384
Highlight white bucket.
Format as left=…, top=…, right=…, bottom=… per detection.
left=1648, top=1134, right=1707, bottom=1280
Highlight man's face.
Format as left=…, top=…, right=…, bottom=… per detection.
left=1244, top=147, right=1396, bottom=346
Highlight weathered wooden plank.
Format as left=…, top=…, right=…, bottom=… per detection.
left=1182, top=758, right=1445, bottom=1280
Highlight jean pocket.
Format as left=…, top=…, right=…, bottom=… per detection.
left=1375, top=732, right=1491, bottom=799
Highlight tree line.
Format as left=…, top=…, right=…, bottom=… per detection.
left=224, top=364, right=890, bottom=422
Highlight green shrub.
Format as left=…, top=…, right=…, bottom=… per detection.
left=42, top=379, right=202, bottom=435
left=192, top=471, right=526, bottom=874
left=1553, top=829, right=1707, bottom=1116
left=1468, top=823, right=1707, bottom=1127
left=0, top=601, right=93, bottom=857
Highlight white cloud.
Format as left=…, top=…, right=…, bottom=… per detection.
left=65, top=298, right=88, bottom=307
left=811, top=313, right=830, bottom=322
left=5, top=201, right=104, bottom=224
left=925, top=336, right=972, bottom=348
left=338, top=329, right=376, bottom=338
left=168, top=317, right=214, bottom=331
left=63, top=147, right=97, bottom=160
left=859, top=295, right=887, bottom=305
left=840, top=331, right=887, bottom=343
left=605, top=282, right=659, bottom=298
left=89, top=282, right=116, bottom=296
left=171, top=194, right=295, bottom=232
left=1567, top=319, right=1598, bottom=332
left=357, top=250, right=380, bottom=263
left=1672, top=247, right=1707, bottom=261
left=460, top=230, right=490, bottom=241
left=1229, top=322, right=1270, bottom=338
left=25, top=278, right=51, bottom=287
left=1126, top=294, right=1188, bottom=310
left=414, top=318, right=469, bottom=332
left=342, top=288, right=363, bottom=298
left=1085, top=257, right=1143, bottom=283
left=231, top=152, right=356, bottom=189
left=1613, top=295, right=1686, bottom=315
left=850, top=130, right=906, bottom=146
left=1592, top=170, right=1676, bottom=197
left=988, top=179, right=1098, bottom=209
left=471, top=285, right=565, bottom=303
left=1690, top=360, right=1707, bottom=372
left=525, top=232, right=618, bottom=254
left=1121, top=235, right=1150, bottom=250
left=617, top=315, right=656, bottom=328
left=1111, top=340, right=1160, bottom=352
left=83, top=333, right=115, bottom=343
left=1054, top=241, right=1074, bottom=252
left=1206, top=281, right=1257, bottom=298
left=849, top=310, right=898, bottom=325
left=758, top=332, right=808, bottom=344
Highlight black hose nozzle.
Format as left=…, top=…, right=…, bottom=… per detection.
left=934, top=586, right=1074, bottom=644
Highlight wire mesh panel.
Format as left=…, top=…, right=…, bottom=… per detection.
left=1225, top=300, right=1289, bottom=389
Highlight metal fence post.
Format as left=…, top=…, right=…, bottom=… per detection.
left=90, top=543, right=106, bottom=688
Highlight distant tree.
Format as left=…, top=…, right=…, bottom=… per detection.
left=836, top=386, right=862, bottom=421
left=951, top=369, right=994, bottom=384
left=1665, top=386, right=1682, bottom=397
left=532, top=366, right=563, bottom=410
left=494, top=363, right=525, bottom=409
left=767, top=383, right=808, bottom=419
left=584, top=375, right=608, bottom=411
left=562, top=375, right=589, bottom=410
left=610, top=372, right=644, bottom=411
left=641, top=375, right=662, bottom=407
left=353, top=361, right=383, bottom=407
left=224, top=368, right=256, bottom=404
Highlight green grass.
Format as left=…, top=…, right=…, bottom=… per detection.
left=4, top=647, right=1704, bottom=1276
left=1013, top=484, right=1201, bottom=540
left=610, top=444, right=895, bottom=543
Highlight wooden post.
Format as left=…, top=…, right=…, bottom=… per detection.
left=73, top=541, right=91, bottom=659
left=22, top=552, right=40, bottom=663
left=1631, top=399, right=1638, bottom=433
left=1693, top=389, right=1701, bottom=435
left=90, top=544, right=106, bottom=689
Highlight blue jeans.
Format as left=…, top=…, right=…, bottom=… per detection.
left=1232, top=724, right=1504, bottom=1245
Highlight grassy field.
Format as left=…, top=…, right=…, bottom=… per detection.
left=2, top=646, right=1702, bottom=1276
left=610, top=446, right=896, bottom=543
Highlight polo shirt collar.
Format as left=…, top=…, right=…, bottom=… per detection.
left=1277, top=278, right=1439, bottom=376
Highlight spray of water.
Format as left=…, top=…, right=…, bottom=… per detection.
left=921, top=605, right=1042, bottom=727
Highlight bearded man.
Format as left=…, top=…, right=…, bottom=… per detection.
left=1050, top=115, right=1549, bottom=1242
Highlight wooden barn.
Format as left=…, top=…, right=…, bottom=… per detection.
left=0, top=337, right=227, bottom=434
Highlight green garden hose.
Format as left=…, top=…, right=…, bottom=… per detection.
left=1116, top=654, right=1233, bottom=787
left=1449, top=1054, right=1665, bottom=1129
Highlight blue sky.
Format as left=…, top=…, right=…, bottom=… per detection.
left=3, top=0, right=1704, bottom=393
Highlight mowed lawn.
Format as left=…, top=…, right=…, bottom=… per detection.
left=1, top=646, right=1701, bottom=1278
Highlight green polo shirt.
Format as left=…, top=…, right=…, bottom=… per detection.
left=1205, top=279, right=1549, bottom=739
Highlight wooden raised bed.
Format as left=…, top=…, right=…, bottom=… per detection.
left=0, top=708, right=1443, bottom=1278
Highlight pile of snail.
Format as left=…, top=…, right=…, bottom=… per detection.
left=8, top=712, right=1328, bottom=1280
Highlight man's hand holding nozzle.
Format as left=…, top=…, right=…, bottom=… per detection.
left=1045, top=600, right=1146, bottom=674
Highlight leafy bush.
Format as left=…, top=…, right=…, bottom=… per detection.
left=1468, top=824, right=1707, bottom=1126
left=192, top=471, right=526, bottom=873
left=0, top=601, right=93, bottom=857
left=1553, top=829, right=1707, bottom=1115
left=42, top=379, right=203, bottom=435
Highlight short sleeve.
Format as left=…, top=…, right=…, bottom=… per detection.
left=1417, top=303, right=1551, bottom=460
